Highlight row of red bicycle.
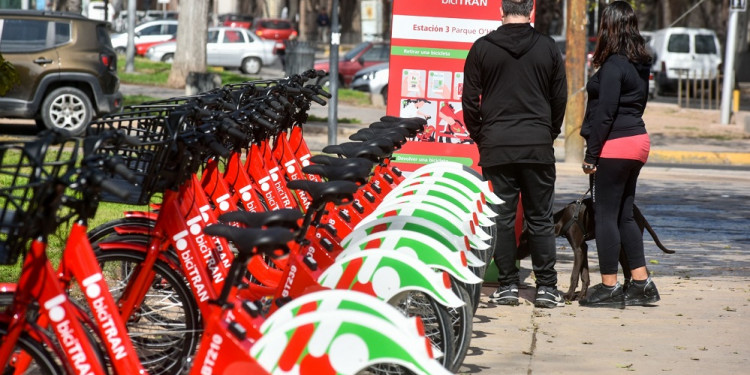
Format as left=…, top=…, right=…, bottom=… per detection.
left=0, top=69, right=501, bottom=375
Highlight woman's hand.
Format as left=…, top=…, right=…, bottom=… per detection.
left=582, top=163, right=597, bottom=174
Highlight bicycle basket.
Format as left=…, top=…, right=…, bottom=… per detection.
left=0, top=132, right=79, bottom=265
left=87, top=107, right=182, bottom=205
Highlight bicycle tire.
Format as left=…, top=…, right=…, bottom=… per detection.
left=0, top=293, right=109, bottom=375
left=446, top=281, right=473, bottom=372
left=91, top=248, right=201, bottom=375
left=356, top=364, right=417, bottom=375
left=87, top=217, right=156, bottom=244
left=391, top=290, right=454, bottom=370
left=0, top=322, right=64, bottom=375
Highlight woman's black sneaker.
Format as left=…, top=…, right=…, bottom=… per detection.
left=624, top=277, right=660, bottom=306
left=579, top=282, right=625, bottom=309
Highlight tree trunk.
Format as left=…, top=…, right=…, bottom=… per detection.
left=564, top=0, right=586, bottom=164
left=167, top=0, right=209, bottom=89
left=662, top=0, right=672, bottom=28
left=299, top=0, right=310, bottom=41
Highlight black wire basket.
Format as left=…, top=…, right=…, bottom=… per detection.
left=0, top=132, right=78, bottom=265
left=86, top=107, right=183, bottom=205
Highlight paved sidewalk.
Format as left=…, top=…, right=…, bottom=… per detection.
left=459, top=164, right=750, bottom=374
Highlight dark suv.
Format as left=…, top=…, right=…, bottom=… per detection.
left=0, top=10, right=122, bottom=135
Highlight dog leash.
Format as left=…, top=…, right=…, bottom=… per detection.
left=559, top=188, right=592, bottom=237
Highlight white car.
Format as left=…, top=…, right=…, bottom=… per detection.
left=351, top=62, right=390, bottom=103
left=145, top=27, right=280, bottom=74
left=110, top=19, right=178, bottom=55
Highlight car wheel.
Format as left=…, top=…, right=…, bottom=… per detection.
left=317, top=76, right=342, bottom=92
left=115, top=47, right=126, bottom=55
left=241, top=57, right=262, bottom=74
left=39, top=87, right=93, bottom=136
left=381, top=85, right=388, bottom=104
left=161, top=53, right=174, bottom=63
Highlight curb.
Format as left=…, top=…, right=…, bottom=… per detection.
left=648, top=149, right=750, bottom=166
left=552, top=139, right=750, bottom=167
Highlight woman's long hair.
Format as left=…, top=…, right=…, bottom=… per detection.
left=592, top=1, right=651, bottom=68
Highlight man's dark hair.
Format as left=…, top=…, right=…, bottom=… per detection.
left=502, top=0, right=534, bottom=17
left=592, top=1, right=651, bottom=67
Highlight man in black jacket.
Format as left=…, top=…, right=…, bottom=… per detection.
left=462, top=0, right=567, bottom=308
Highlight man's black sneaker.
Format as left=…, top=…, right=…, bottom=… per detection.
left=579, top=282, right=625, bottom=309
left=535, top=286, right=565, bottom=308
left=489, top=284, right=519, bottom=305
left=624, top=277, right=660, bottom=306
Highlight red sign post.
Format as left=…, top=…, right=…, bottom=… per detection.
left=387, top=0, right=513, bottom=172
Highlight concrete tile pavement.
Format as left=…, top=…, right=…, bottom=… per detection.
left=459, top=163, right=750, bottom=374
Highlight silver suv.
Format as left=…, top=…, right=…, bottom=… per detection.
left=0, top=10, right=123, bottom=136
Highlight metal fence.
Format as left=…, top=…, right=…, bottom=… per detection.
left=675, top=70, right=723, bottom=110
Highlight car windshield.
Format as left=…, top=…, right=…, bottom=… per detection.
left=344, top=42, right=371, bottom=61
left=259, top=20, right=291, bottom=29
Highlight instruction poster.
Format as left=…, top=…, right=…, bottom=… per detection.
left=388, top=0, right=522, bottom=171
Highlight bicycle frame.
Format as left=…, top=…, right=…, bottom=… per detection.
left=0, top=239, right=109, bottom=375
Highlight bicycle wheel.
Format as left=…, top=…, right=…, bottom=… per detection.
left=87, top=217, right=156, bottom=244
left=92, top=248, right=201, bottom=375
left=391, top=291, right=454, bottom=370
left=446, top=281, right=473, bottom=372
left=0, top=322, right=64, bottom=375
left=356, top=364, right=417, bottom=375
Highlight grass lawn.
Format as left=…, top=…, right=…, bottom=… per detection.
left=117, top=56, right=373, bottom=107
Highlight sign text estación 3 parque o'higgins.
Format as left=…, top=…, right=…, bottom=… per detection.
left=387, top=0, right=534, bottom=172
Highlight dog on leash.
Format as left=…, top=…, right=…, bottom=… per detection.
left=517, top=197, right=674, bottom=301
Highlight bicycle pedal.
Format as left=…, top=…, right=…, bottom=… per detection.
left=228, top=321, right=247, bottom=341
left=352, top=200, right=364, bottom=213
left=383, top=174, right=394, bottom=184
left=320, top=237, right=334, bottom=252
left=370, top=182, right=382, bottom=194
left=303, top=255, right=318, bottom=271
left=275, top=296, right=292, bottom=308
left=322, top=223, right=337, bottom=237
left=241, top=300, right=261, bottom=317
left=391, top=166, right=403, bottom=177
left=363, top=190, right=376, bottom=203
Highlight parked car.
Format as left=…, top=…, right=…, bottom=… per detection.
left=0, top=10, right=122, bottom=136
left=145, top=27, right=278, bottom=74
left=314, top=41, right=390, bottom=87
left=351, top=62, right=389, bottom=103
left=110, top=19, right=178, bottom=55
left=218, top=13, right=253, bottom=29
left=135, top=38, right=175, bottom=56
left=252, top=18, right=297, bottom=41
left=649, top=27, right=722, bottom=95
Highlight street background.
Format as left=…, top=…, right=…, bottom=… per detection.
left=2, top=63, right=749, bottom=373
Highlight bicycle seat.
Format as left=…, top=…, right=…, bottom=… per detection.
left=309, top=155, right=375, bottom=170
left=380, top=115, right=428, bottom=126
left=218, top=208, right=302, bottom=230
left=349, top=129, right=408, bottom=147
left=286, top=180, right=359, bottom=206
left=321, top=143, right=385, bottom=163
left=202, top=225, right=292, bottom=259
left=302, top=163, right=372, bottom=185
left=335, top=141, right=396, bottom=158
left=369, top=121, right=424, bottom=138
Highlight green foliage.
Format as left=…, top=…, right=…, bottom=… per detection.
left=117, top=56, right=255, bottom=86
left=0, top=53, right=20, bottom=96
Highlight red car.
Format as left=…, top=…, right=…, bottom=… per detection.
left=313, top=41, right=390, bottom=87
left=135, top=38, right=175, bottom=56
left=252, top=18, right=298, bottom=42
left=219, top=13, right=253, bottom=29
